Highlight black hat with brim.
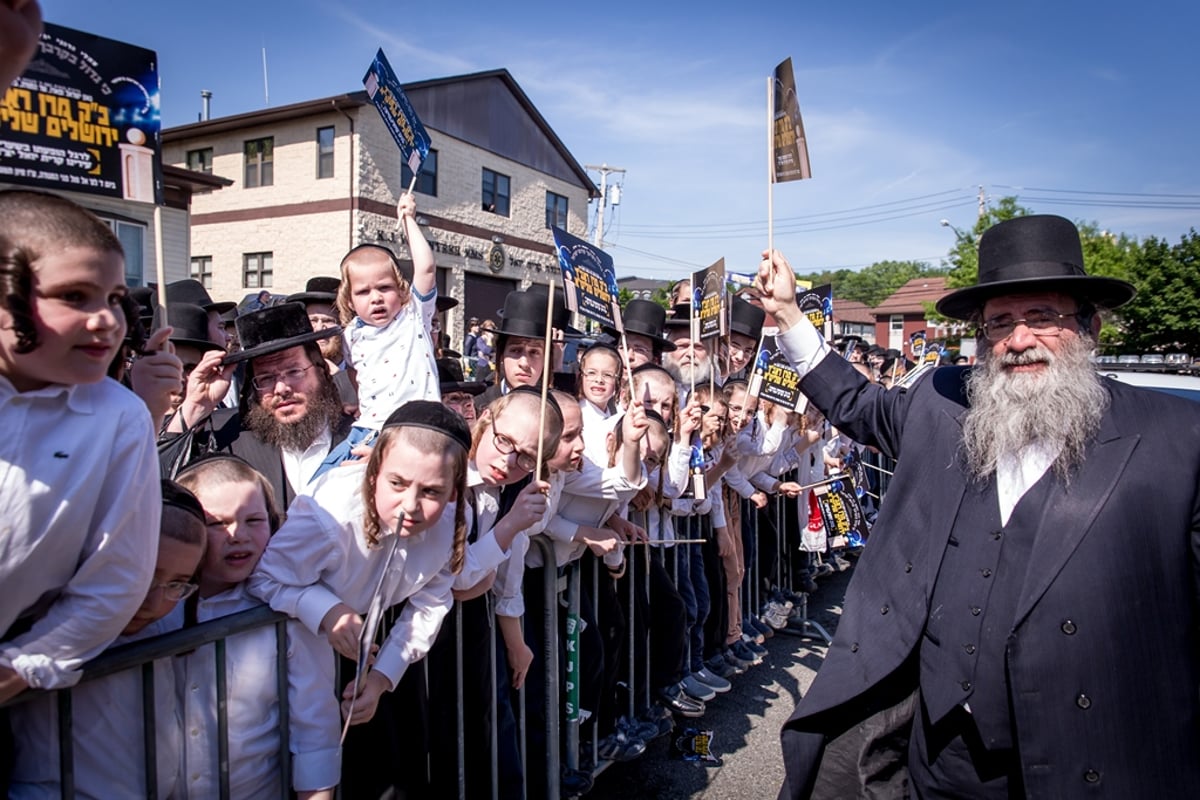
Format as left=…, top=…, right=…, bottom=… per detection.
left=166, top=278, right=236, bottom=315
left=729, top=297, right=766, bottom=340
left=601, top=298, right=676, bottom=352
left=436, top=295, right=458, bottom=313
left=286, top=276, right=340, bottom=306
left=495, top=290, right=549, bottom=340
left=936, top=214, right=1136, bottom=321
left=222, top=302, right=341, bottom=365
left=167, top=303, right=226, bottom=353
left=438, top=357, right=485, bottom=395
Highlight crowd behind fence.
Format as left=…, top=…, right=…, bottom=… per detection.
left=6, top=454, right=897, bottom=800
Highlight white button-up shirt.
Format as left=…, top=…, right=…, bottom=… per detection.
left=248, top=463, right=457, bottom=689
left=8, top=617, right=182, bottom=800
left=177, top=585, right=340, bottom=798
left=0, top=376, right=160, bottom=690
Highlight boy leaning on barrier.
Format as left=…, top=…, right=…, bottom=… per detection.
left=8, top=481, right=207, bottom=799
left=0, top=191, right=162, bottom=780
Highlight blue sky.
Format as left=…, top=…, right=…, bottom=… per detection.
left=43, top=0, right=1200, bottom=280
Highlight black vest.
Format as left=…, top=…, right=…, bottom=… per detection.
left=919, top=468, right=1054, bottom=749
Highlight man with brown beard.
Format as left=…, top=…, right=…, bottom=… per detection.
left=761, top=215, right=1200, bottom=800
left=164, top=303, right=353, bottom=508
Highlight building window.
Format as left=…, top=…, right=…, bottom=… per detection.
left=244, top=137, right=273, bottom=188
left=243, top=252, right=273, bottom=288
left=186, top=148, right=212, bottom=174
left=190, top=256, right=213, bottom=289
left=545, top=191, right=568, bottom=229
left=316, top=126, right=335, bottom=179
left=96, top=216, right=145, bottom=286
left=482, top=168, right=510, bottom=216
left=401, top=148, right=438, bottom=196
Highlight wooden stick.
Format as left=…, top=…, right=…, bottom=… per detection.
left=153, top=206, right=169, bottom=328
left=619, top=331, right=637, bottom=403
left=404, top=172, right=418, bottom=198
left=767, top=75, right=774, bottom=262
left=534, top=278, right=556, bottom=477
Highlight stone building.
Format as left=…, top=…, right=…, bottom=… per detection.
left=161, top=68, right=598, bottom=344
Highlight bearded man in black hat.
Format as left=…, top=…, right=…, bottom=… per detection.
left=164, top=303, right=353, bottom=508
left=286, top=276, right=344, bottom=368
left=758, top=215, right=1200, bottom=799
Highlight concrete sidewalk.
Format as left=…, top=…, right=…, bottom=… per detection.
left=587, top=567, right=850, bottom=800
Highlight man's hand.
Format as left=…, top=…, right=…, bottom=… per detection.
left=676, top=396, right=703, bottom=443
left=607, top=514, right=647, bottom=544
left=577, top=526, right=621, bottom=557
left=129, top=327, right=183, bottom=428
left=320, top=603, right=364, bottom=661
left=716, top=525, right=734, bottom=558
left=170, top=348, right=235, bottom=432
left=622, top=400, right=649, bottom=443
left=628, top=485, right=655, bottom=512
left=749, top=490, right=769, bottom=509
left=342, top=669, right=391, bottom=726
left=755, top=249, right=803, bottom=331
left=777, top=481, right=803, bottom=498
left=0, top=664, right=29, bottom=704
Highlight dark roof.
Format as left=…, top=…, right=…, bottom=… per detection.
left=163, top=70, right=597, bottom=197
left=833, top=298, right=875, bottom=324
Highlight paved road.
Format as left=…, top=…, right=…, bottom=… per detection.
left=587, top=566, right=851, bottom=800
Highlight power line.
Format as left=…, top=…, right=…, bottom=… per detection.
left=993, top=184, right=1200, bottom=200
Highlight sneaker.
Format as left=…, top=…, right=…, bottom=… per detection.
left=761, top=609, right=788, bottom=630
left=704, top=654, right=738, bottom=680
left=742, top=634, right=768, bottom=658
left=639, top=703, right=673, bottom=724
left=748, top=616, right=774, bottom=640
left=598, top=730, right=646, bottom=762
left=798, top=575, right=819, bottom=594
left=745, top=626, right=765, bottom=645
left=693, top=667, right=732, bottom=693
left=730, top=640, right=763, bottom=666
left=832, top=554, right=853, bottom=572
left=721, top=649, right=748, bottom=675
left=658, top=683, right=706, bottom=717
left=723, top=646, right=755, bottom=670
left=617, top=714, right=662, bottom=743
left=681, top=673, right=717, bottom=702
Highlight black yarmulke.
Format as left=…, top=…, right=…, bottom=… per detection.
left=382, top=400, right=472, bottom=452
left=161, top=479, right=206, bottom=524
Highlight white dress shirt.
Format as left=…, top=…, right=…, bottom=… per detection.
left=579, top=398, right=618, bottom=464
left=0, top=376, right=160, bottom=690
left=248, top=463, right=457, bottom=689
left=280, top=425, right=331, bottom=498
left=176, top=585, right=341, bottom=798
left=8, top=617, right=182, bottom=800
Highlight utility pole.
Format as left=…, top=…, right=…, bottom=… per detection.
left=977, top=184, right=987, bottom=221
left=585, top=163, right=625, bottom=247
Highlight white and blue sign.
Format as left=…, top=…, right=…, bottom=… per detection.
left=552, top=226, right=622, bottom=332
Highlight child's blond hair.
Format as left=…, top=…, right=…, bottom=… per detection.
left=335, top=244, right=413, bottom=325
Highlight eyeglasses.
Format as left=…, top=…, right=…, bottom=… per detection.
left=581, top=369, right=618, bottom=384
left=150, top=579, right=199, bottom=602
left=252, top=365, right=314, bottom=393
left=492, top=426, right=537, bottom=472
left=978, top=308, right=1080, bottom=344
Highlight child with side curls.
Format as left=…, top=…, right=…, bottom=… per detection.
left=249, top=400, right=471, bottom=797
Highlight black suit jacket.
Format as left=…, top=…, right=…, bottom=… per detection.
left=162, top=408, right=354, bottom=509
left=780, top=353, right=1200, bottom=799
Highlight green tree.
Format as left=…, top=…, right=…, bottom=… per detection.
left=1116, top=230, right=1200, bottom=354
left=943, top=196, right=1032, bottom=289
left=617, top=287, right=635, bottom=311
left=838, top=259, right=943, bottom=307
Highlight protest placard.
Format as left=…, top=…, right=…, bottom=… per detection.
left=691, top=258, right=726, bottom=340
left=552, top=226, right=621, bottom=331
left=363, top=49, right=431, bottom=177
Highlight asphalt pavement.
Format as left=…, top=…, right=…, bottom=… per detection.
left=587, top=566, right=851, bottom=800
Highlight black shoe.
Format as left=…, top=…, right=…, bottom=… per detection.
left=704, top=654, right=738, bottom=680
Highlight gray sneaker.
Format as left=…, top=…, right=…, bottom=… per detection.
left=681, top=673, right=717, bottom=702
left=693, top=667, right=731, bottom=693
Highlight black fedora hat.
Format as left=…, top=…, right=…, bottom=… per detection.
left=286, top=276, right=340, bottom=306
left=936, top=214, right=1136, bottom=321
left=663, top=303, right=694, bottom=329
left=495, top=290, right=549, bottom=340
left=129, top=286, right=155, bottom=325
left=602, top=298, right=676, bottom=352
left=500, top=283, right=583, bottom=337
left=166, top=278, right=236, bottom=315
left=223, top=302, right=341, bottom=365
left=436, top=294, right=458, bottom=313
left=438, top=357, right=485, bottom=395
left=729, top=297, right=765, bottom=340
left=167, top=303, right=226, bottom=353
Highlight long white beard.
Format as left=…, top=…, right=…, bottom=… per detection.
left=664, top=355, right=711, bottom=387
left=961, top=333, right=1108, bottom=482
